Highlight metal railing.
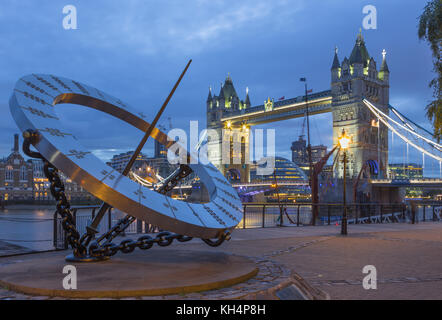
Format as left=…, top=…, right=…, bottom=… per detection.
left=3, top=201, right=440, bottom=254
left=240, top=202, right=442, bottom=229
left=0, top=199, right=100, bottom=208
left=408, top=202, right=442, bottom=224
left=53, top=206, right=160, bottom=250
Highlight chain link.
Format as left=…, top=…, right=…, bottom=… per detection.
left=88, top=232, right=193, bottom=257
left=44, top=159, right=88, bottom=256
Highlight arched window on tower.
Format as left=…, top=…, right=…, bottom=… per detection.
left=229, top=136, right=234, bottom=165
left=20, top=166, right=27, bottom=181
left=5, top=165, right=13, bottom=181
left=241, top=136, right=246, bottom=164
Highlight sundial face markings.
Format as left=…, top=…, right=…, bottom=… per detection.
left=99, top=169, right=116, bottom=182
left=218, top=195, right=241, bottom=212
left=20, top=79, right=55, bottom=99
left=212, top=200, right=239, bottom=223
left=214, top=176, right=231, bottom=187
left=204, top=164, right=218, bottom=173
left=164, top=197, right=177, bottom=219
left=50, top=75, right=72, bottom=92
left=14, top=89, right=51, bottom=107
left=134, top=187, right=147, bottom=203
left=38, top=127, right=72, bottom=138
left=202, top=205, right=226, bottom=227
left=32, top=74, right=61, bottom=93
left=185, top=203, right=207, bottom=227
left=218, top=188, right=238, bottom=201
left=19, top=105, right=59, bottom=120
left=71, top=80, right=90, bottom=96
left=66, top=149, right=91, bottom=159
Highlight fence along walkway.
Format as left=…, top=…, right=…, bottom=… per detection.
left=1, top=202, right=441, bottom=254
left=240, top=202, right=442, bottom=228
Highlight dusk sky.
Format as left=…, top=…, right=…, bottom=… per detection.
left=0, top=0, right=440, bottom=176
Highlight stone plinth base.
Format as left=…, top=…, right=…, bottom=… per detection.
left=0, top=249, right=258, bottom=298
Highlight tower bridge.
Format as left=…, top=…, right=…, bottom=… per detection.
left=206, top=31, right=441, bottom=202
left=220, top=90, right=332, bottom=126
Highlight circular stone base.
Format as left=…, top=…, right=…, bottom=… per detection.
left=0, top=249, right=258, bottom=299
left=65, top=254, right=110, bottom=263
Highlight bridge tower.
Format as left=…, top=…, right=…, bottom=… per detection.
left=331, top=31, right=390, bottom=179
left=206, top=74, right=251, bottom=182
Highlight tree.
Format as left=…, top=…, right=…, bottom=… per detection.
left=418, top=0, right=442, bottom=142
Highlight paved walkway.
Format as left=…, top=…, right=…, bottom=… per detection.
left=0, top=240, right=34, bottom=257
left=1, top=222, right=441, bottom=299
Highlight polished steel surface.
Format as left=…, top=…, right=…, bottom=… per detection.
left=9, top=74, right=242, bottom=238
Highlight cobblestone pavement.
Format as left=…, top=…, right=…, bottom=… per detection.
left=1, top=222, right=441, bottom=300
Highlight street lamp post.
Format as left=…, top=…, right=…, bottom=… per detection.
left=338, top=129, right=350, bottom=236
left=273, top=171, right=283, bottom=226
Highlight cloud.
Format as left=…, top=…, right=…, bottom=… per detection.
left=72, top=0, right=305, bottom=55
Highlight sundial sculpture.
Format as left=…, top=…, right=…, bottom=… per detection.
left=9, top=61, right=242, bottom=261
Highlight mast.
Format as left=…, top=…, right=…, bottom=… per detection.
left=300, top=77, right=314, bottom=223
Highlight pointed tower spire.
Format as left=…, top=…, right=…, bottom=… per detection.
left=379, top=49, right=390, bottom=82
left=380, top=49, right=389, bottom=72
left=221, top=73, right=238, bottom=99
left=357, top=27, right=363, bottom=44
left=207, top=86, right=212, bottom=101
left=350, top=29, right=370, bottom=66
left=245, top=86, right=251, bottom=107
left=219, top=82, right=224, bottom=98
left=331, top=46, right=340, bottom=70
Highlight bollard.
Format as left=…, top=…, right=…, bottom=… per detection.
left=262, top=205, right=266, bottom=228
left=297, top=204, right=300, bottom=226
left=243, top=205, right=246, bottom=229
left=327, top=205, right=331, bottom=225
left=355, top=204, right=359, bottom=224
left=411, top=201, right=416, bottom=224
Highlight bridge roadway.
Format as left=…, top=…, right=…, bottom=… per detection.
left=138, top=178, right=441, bottom=189
left=221, top=90, right=332, bottom=126
left=370, top=178, right=442, bottom=187
left=232, top=179, right=442, bottom=188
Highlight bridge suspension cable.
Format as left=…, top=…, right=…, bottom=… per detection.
left=363, top=99, right=442, bottom=163
left=389, top=105, right=434, bottom=137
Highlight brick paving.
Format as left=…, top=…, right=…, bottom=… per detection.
left=0, top=222, right=441, bottom=300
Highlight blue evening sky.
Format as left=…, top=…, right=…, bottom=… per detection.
left=0, top=0, right=439, bottom=176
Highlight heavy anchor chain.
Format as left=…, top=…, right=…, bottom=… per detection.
left=23, top=130, right=88, bottom=257
left=22, top=130, right=230, bottom=261
left=155, top=164, right=193, bottom=195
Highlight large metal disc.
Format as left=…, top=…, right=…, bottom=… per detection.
left=9, top=74, right=242, bottom=239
